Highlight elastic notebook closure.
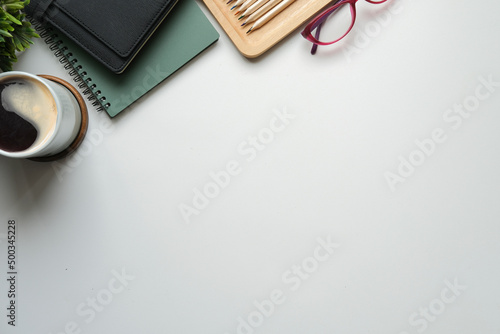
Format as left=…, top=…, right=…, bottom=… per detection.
left=29, top=0, right=56, bottom=22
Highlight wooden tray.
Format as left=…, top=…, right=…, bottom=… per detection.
left=202, top=0, right=334, bottom=57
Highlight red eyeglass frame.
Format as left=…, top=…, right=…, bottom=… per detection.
left=301, top=0, right=388, bottom=50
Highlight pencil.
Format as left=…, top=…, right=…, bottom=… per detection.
left=230, top=0, right=246, bottom=10
left=241, top=0, right=281, bottom=26
left=246, top=0, right=296, bottom=33
left=238, top=0, right=270, bottom=20
left=235, top=0, right=259, bottom=14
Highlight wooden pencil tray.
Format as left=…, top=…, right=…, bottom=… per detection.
left=202, top=0, right=333, bottom=57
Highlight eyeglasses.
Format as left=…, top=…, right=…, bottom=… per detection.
left=301, top=0, right=387, bottom=54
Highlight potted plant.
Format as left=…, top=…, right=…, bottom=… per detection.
left=0, top=0, right=38, bottom=72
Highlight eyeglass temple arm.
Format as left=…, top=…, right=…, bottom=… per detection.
left=309, top=0, right=345, bottom=54
left=311, top=24, right=322, bottom=54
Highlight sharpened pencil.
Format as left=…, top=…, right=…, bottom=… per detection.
left=246, top=0, right=296, bottom=33
left=238, top=0, right=259, bottom=13
left=241, top=0, right=281, bottom=26
left=239, top=0, right=270, bottom=20
left=229, top=0, right=246, bottom=8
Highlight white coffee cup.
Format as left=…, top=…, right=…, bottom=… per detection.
left=0, top=71, right=82, bottom=159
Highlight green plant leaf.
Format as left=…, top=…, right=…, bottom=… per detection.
left=0, top=0, right=38, bottom=71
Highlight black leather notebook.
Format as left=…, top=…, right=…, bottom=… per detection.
left=27, top=0, right=179, bottom=74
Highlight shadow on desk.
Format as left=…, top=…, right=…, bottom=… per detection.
left=0, top=156, right=62, bottom=213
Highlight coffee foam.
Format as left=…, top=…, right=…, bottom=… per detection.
left=0, top=76, right=57, bottom=151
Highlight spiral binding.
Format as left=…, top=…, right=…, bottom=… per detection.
left=30, top=19, right=111, bottom=112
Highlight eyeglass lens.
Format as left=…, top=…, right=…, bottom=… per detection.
left=313, top=2, right=354, bottom=44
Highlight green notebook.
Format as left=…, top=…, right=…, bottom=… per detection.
left=39, top=0, right=219, bottom=117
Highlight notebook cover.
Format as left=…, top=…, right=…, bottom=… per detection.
left=46, top=0, right=219, bottom=117
left=26, top=0, right=178, bottom=74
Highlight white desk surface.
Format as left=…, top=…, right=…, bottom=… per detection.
left=1, top=0, right=500, bottom=333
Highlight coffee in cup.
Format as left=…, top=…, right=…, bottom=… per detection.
left=0, top=75, right=58, bottom=152
left=0, top=71, right=83, bottom=160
